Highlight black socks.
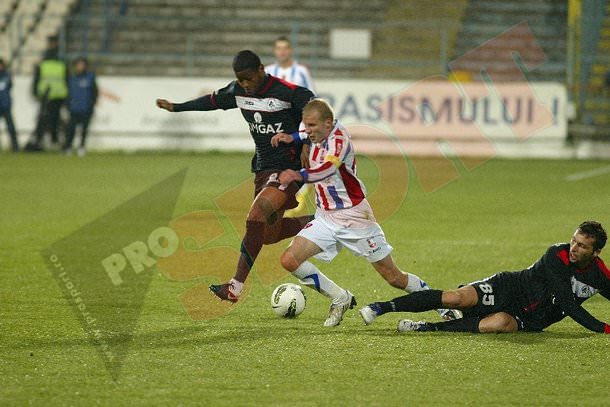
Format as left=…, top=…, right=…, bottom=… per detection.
left=426, top=317, right=481, bottom=333
left=376, top=290, right=444, bottom=315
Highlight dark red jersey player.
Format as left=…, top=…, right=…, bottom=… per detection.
left=156, top=50, right=315, bottom=303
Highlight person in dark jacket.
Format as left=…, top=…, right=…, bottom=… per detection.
left=63, top=57, right=98, bottom=156
left=0, top=58, right=19, bottom=152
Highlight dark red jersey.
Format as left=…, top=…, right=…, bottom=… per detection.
left=173, top=75, right=314, bottom=172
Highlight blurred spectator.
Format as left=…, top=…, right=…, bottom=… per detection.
left=63, top=57, right=98, bottom=156
left=30, top=35, right=68, bottom=150
left=266, top=36, right=315, bottom=218
left=265, top=36, right=315, bottom=91
left=0, top=58, right=19, bottom=152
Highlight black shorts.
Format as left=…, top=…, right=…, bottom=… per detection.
left=462, top=272, right=526, bottom=327
left=253, top=170, right=302, bottom=210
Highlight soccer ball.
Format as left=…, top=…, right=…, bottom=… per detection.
left=270, top=283, right=306, bottom=318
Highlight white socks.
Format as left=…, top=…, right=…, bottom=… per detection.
left=229, top=278, right=244, bottom=295
left=292, top=261, right=346, bottom=301
left=405, top=272, right=430, bottom=293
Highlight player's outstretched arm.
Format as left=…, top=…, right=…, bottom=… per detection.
left=547, top=264, right=610, bottom=333
left=157, top=86, right=238, bottom=113
left=156, top=98, right=174, bottom=112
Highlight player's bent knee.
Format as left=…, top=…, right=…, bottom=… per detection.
left=280, top=251, right=300, bottom=272
left=250, top=192, right=282, bottom=224
left=247, top=205, right=267, bottom=223
left=479, top=313, right=518, bottom=333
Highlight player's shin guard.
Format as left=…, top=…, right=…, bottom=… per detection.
left=377, top=290, right=444, bottom=314
left=292, top=261, right=346, bottom=301
left=426, top=317, right=481, bottom=333
left=234, top=220, right=266, bottom=283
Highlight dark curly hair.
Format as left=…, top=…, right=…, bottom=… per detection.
left=232, top=50, right=262, bottom=73
left=577, top=221, right=607, bottom=251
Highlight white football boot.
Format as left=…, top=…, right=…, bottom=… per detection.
left=324, top=290, right=356, bottom=327
left=397, top=319, right=429, bottom=332
left=359, top=304, right=382, bottom=325
left=437, top=308, right=462, bottom=321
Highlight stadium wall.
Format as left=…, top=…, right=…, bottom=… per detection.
left=10, top=76, right=601, bottom=159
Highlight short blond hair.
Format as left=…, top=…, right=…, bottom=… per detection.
left=303, top=98, right=335, bottom=122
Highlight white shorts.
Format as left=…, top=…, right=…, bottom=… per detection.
left=297, top=215, right=393, bottom=263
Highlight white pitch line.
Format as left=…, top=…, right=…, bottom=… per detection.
left=565, top=165, right=610, bottom=182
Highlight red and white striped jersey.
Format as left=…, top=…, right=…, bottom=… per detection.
left=299, top=120, right=367, bottom=211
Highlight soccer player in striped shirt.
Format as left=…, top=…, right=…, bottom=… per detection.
left=276, top=99, right=460, bottom=326
left=266, top=36, right=315, bottom=218
left=265, top=36, right=315, bottom=91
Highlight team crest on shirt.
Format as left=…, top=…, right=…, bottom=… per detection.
left=254, top=112, right=262, bottom=123
left=570, top=276, right=599, bottom=299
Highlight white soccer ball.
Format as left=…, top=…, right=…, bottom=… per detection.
left=270, top=283, right=306, bottom=318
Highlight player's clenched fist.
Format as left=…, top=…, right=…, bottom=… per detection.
left=279, top=169, right=303, bottom=185
left=156, top=98, right=174, bottom=112
left=270, top=132, right=294, bottom=147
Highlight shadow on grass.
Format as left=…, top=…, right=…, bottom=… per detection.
left=14, top=318, right=595, bottom=353
left=355, top=327, right=594, bottom=342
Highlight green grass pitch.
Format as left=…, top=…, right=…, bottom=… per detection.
left=1, top=151, right=609, bottom=406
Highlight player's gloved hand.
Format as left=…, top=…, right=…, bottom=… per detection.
left=156, top=98, right=174, bottom=112
left=300, top=144, right=310, bottom=169
left=270, top=132, right=294, bottom=147
left=279, top=169, right=303, bottom=184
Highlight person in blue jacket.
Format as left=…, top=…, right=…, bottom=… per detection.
left=63, top=57, right=98, bottom=156
left=0, top=58, right=19, bottom=152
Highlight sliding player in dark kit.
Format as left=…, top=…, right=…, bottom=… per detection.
left=359, top=221, right=610, bottom=334
left=156, top=50, right=315, bottom=302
